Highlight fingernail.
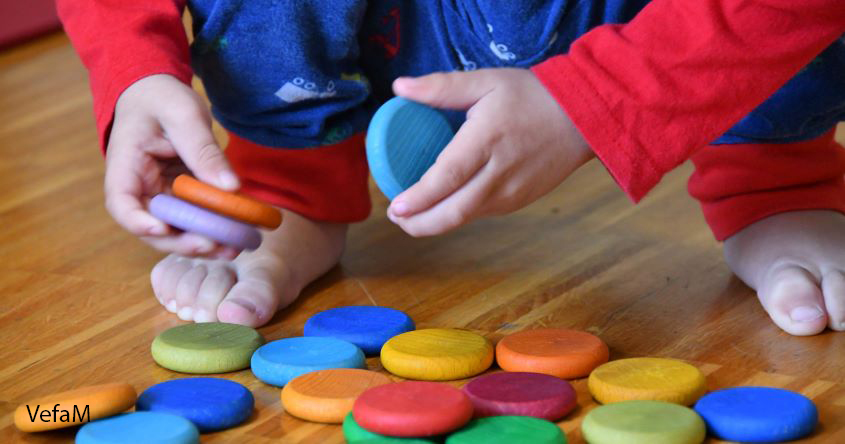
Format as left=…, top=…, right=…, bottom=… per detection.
left=218, top=171, right=239, bottom=190
left=148, top=223, right=167, bottom=236
left=177, top=306, right=194, bottom=321
left=165, top=300, right=179, bottom=313
left=391, top=200, right=408, bottom=216
left=790, top=306, right=824, bottom=322
left=193, top=238, right=215, bottom=254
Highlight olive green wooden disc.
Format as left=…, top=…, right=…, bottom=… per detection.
left=445, top=416, right=566, bottom=444
left=581, top=400, right=705, bottom=444
left=151, top=323, right=264, bottom=373
left=343, top=413, right=438, bottom=443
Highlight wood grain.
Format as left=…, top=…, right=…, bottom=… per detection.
left=3, top=33, right=845, bottom=443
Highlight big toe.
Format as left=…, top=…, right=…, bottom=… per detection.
left=759, top=265, right=827, bottom=336
left=217, top=279, right=279, bottom=327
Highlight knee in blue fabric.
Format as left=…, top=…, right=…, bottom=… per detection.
left=716, top=36, right=845, bottom=145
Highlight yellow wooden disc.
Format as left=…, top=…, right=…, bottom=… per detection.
left=588, top=358, right=706, bottom=406
left=380, top=328, right=494, bottom=381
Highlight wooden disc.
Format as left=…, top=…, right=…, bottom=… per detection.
left=343, top=413, right=440, bottom=443
left=380, top=328, right=493, bottom=380
left=496, top=328, right=608, bottom=379
left=304, top=306, right=415, bottom=355
left=14, top=382, right=136, bottom=432
left=75, top=412, right=199, bottom=444
left=463, top=372, right=577, bottom=420
left=588, top=357, right=706, bottom=405
left=281, top=369, right=393, bottom=423
left=136, top=377, right=253, bottom=432
left=445, top=416, right=567, bottom=444
left=151, top=322, right=264, bottom=374
left=581, top=400, right=705, bottom=444
left=172, top=174, right=282, bottom=228
left=251, top=337, right=366, bottom=387
left=353, top=381, right=473, bottom=437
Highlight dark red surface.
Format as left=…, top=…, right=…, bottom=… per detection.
left=352, top=381, right=473, bottom=437
left=0, top=1, right=61, bottom=49
left=463, top=372, right=577, bottom=420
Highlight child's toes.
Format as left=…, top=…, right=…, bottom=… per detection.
left=759, top=265, right=827, bottom=336
left=174, top=264, right=208, bottom=321
left=192, top=265, right=237, bottom=323
left=217, top=279, right=278, bottom=327
left=151, top=255, right=192, bottom=313
left=822, top=270, right=845, bottom=331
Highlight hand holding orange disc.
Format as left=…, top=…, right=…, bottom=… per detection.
left=172, top=174, right=282, bottom=229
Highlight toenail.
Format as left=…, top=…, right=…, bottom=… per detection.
left=228, top=298, right=257, bottom=314
left=790, top=306, right=824, bottom=322
left=194, top=309, right=214, bottom=323
left=165, top=300, right=179, bottom=313
left=177, top=306, right=194, bottom=321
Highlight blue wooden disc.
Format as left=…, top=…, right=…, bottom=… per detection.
left=304, top=306, right=415, bottom=355
left=75, top=412, right=199, bottom=444
left=250, top=337, right=365, bottom=387
left=366, top=97, right=454, bottom=199
left=135, top=378, right=253, bottom=432
left=693, top=386, right=817, bottom=442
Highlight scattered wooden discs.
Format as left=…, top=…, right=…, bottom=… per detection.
left=496, top=328, right=608, bottom=379
left=75, top=411, right=199, bottom=444
left=462, top=372, right=577, bottom=420
left=380, top=328, right=493, bottom=380
left=445, top=416, right=567, bottom=444
left=172, top=174, right=282, bottom=229
left=282, top=369, right=393, bottom=423
left=588, top=357, right=706, bottom=405
left=14, top=383, right=136, bottom=432
left=581, top=400, right=706, bottom=444
left=151, top=322, right=264, bottom=374
left=353, top=381, right=473, bottom=437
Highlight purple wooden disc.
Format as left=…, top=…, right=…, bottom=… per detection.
left=463, top=372, right=577, bottom=420
left=149, top=194, right=261, bottom=250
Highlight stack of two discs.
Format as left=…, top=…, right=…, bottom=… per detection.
left=149, top=175, right=282, bottom=250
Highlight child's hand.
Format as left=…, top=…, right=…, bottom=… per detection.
left=387, top=68, right=594, bottom=236
left=105, top=74, right=240, bottom=258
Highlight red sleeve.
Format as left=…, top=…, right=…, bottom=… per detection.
left=56, top=0, right=193, bottom=152
left=531, top=0, right=845, bottom=202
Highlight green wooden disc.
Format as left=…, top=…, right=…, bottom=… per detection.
left=581, top=400, right=705, bottom=444
left=445, top=416, right=566, bottom=444
left=151, top=323, right=264, bottom=374
left=343, top=413, right=438, bottom=443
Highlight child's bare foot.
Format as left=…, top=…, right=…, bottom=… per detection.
left=724, top=210, right=845, bottom=336
left=150, top=210, right=347, bottom=327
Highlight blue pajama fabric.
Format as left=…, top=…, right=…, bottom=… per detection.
left=186, top=0, right=844, bottom=149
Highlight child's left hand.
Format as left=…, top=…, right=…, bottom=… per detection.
left=387, top=68, right=594, bottom=236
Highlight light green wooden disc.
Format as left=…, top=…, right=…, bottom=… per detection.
left=151, top=322, right=264, bottom=373
left=581, top=400, right=705, bottom=444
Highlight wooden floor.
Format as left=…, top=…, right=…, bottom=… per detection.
left=2, top=33, right=845, bottom=444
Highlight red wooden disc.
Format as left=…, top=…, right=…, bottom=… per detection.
left=352, top=381, right=473, bottom=437
left=463, top=372, right=577, bottom=421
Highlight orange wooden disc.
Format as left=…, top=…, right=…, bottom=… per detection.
left=171, top=174, right=282, bottom=228
left=14, top=382, right=137, bottom=432
left=281, top=368, right=393, bottom=424
left=496, top=328, right=609, bottom=379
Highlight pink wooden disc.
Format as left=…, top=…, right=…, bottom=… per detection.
left=463, top=372, right=577, bottom=421
left=352, top=381, right=473, bottom=437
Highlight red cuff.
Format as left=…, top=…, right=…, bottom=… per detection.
left=688, top=130, right=845, bottom=240
left=225, top=133, right=371, bottom=223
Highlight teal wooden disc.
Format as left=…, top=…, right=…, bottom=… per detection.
left=581, top=400, right=705, bottom=444
left=445, top=416, right=566, bottom=444
left=343, top=413, right=439, bottom=443
left=151, top=323, right=264, bottom=374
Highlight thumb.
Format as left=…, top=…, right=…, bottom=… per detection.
left=162, top=111, right=239, bottom=191
left=393, top=70, right=496, bottom=110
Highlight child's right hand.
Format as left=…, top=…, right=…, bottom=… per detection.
left=105, top=74, right=241, bottom=258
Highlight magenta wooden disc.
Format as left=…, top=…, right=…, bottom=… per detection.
left=463, top=372, right=577, bottom=421
left=353, top=381, right=473, bottom=437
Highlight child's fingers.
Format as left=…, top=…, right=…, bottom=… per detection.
left=104, top=166, right=169, bottom=237
left=160, top=110, right=240, bottom=191
left=393, top=70, right=495, bottom=110
left=140, top=231, right=220, bottom=256
left=390, top=164, right=498, bottom=237
left=389, top=119, right=492, bottom=218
